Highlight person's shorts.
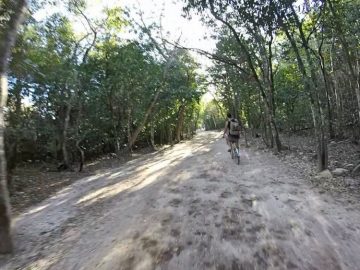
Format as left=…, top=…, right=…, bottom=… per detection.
left=228, top=134, right=239, bottom=142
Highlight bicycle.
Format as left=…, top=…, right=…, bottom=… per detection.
left=230, top=141, right=240, bottom=165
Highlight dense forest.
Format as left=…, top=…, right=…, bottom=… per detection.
left=186, top=0, right=360, bottom=173
left=5, top=3, right=204, bottom=175
left=1, top=0, right=205, bottom=253
left=0, top=0, right=359, bottom=254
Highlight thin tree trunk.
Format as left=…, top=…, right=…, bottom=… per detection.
left=317, top=28, right=335, bottom=139
left=6, top=82, right=22, bottom=186
left=208, top=2, right=282, bottom=152
left=212, top=115, right=217, bottom=129
left=0, top=0, right=27, bottom=254
left=150, top=119, right=156, bottom=150
left=329, top=35, right=343, bottom=138
left=193, top=110, right=200, bottom=133
left=175, top=104, right=186, bottom=142
left=321, top=70, right=335, bottom=139
left=333, top=76, right=343, bottom=137
left=160, top=124, right=164, bottom=145
left=211, top=94, right=225, bottom=119
left=61, top=102, right=71, bottom=169
left=169, top=127, right=173, bottom=146
left=75, top=99, right=85, bottom=172
left=242, top=123, right=249, bottom=147
left=260, top=104, right=270, bottom=147
left=127, top=107, right=132, bottom=152
left=328, top=0, right=360, bottom=122
left=72, top=22, right=97, bottom=171
left=76, top=140, right=85, bottom=172
left=267, top=33, right=282, bottom=152
left=127, top=90, right=160, bottom=150
left=277, top=11, right=328, bottom=171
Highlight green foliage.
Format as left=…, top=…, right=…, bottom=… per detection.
left=274, top=62, right=311, bottom=131
left=5, top=4, right=203, bottom=169
left=186, top=0, right=360, bottom=149
left=202, top=100, right=224, bottom=130
left=6, top=0, right=360, bottom=173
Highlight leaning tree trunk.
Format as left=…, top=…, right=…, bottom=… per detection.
left=127, top=90, right=160, bottom=151
left=0, top=0, right=27, bottom=254
left=212, top=115, right=217, bottom=130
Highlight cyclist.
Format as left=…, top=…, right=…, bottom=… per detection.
left=223, top=113, right=240, bottom=152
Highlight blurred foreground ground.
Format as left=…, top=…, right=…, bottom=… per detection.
left=1, top=131, right=360, bottom=269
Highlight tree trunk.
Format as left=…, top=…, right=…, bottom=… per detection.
left=76, top=140, right=85, bottom=172
left=242, top=123, right=249, bottom=147
left=317, top=30, right=335, bottom=139
left=127, top=90, right=160, bottom=151
left=61, top=102, right=71, bottom=169
left=160, top=124, right=164, bottom=145
left=6, top=82, right=22, bottom=180
left=150, top=119, right=156, bottom=150
left=263, top=102, right=274, bottom=148
left=168, top=127, right=173, bottom=146
left=127, top=108, right=132, bottom=152
left=265, top=29, right=282, bottom=152
left=333, top=77, right=343, bottom=138
left=175, top=104, right=186, bottom=142
left=193, top=110, right=200, bottom=133
left=260, top=108, right=271, bottom=147
left=329, top=37, right=344, bottom=138
left=212, top=115, right=217, bottom=129
left=209, top=4, right=282, bottom=152
left=0, top=0, right=27, bottom=254
left=328, top=0, right=360, bottom=123
left=0, top=75, right=12, bottom=254
left=277, top=10, right=328, bottom=171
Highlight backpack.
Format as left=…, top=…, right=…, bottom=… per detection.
left=229, top=118, right=240, bottom=135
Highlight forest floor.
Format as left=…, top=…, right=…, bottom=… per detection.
left=9, top=147, right=158, bottom=214
left=1, top=131, right=360, bottom=269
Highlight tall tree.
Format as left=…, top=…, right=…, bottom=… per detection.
left=184, top=0, right=283, bottom=152
left=0, top=0, right=27, bottom=254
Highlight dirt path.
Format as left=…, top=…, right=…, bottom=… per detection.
left=1, top=131, right=360, bottom=270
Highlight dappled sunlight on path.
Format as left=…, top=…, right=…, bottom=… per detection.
left=1, top=131, right=360, bottom=269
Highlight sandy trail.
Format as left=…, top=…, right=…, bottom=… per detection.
left=1, top=131, right=360, bottom=270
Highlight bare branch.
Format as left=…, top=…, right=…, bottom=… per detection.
left=163, top=39, right=250, bottom=75
left=74, top=4, right=98, bottom=64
